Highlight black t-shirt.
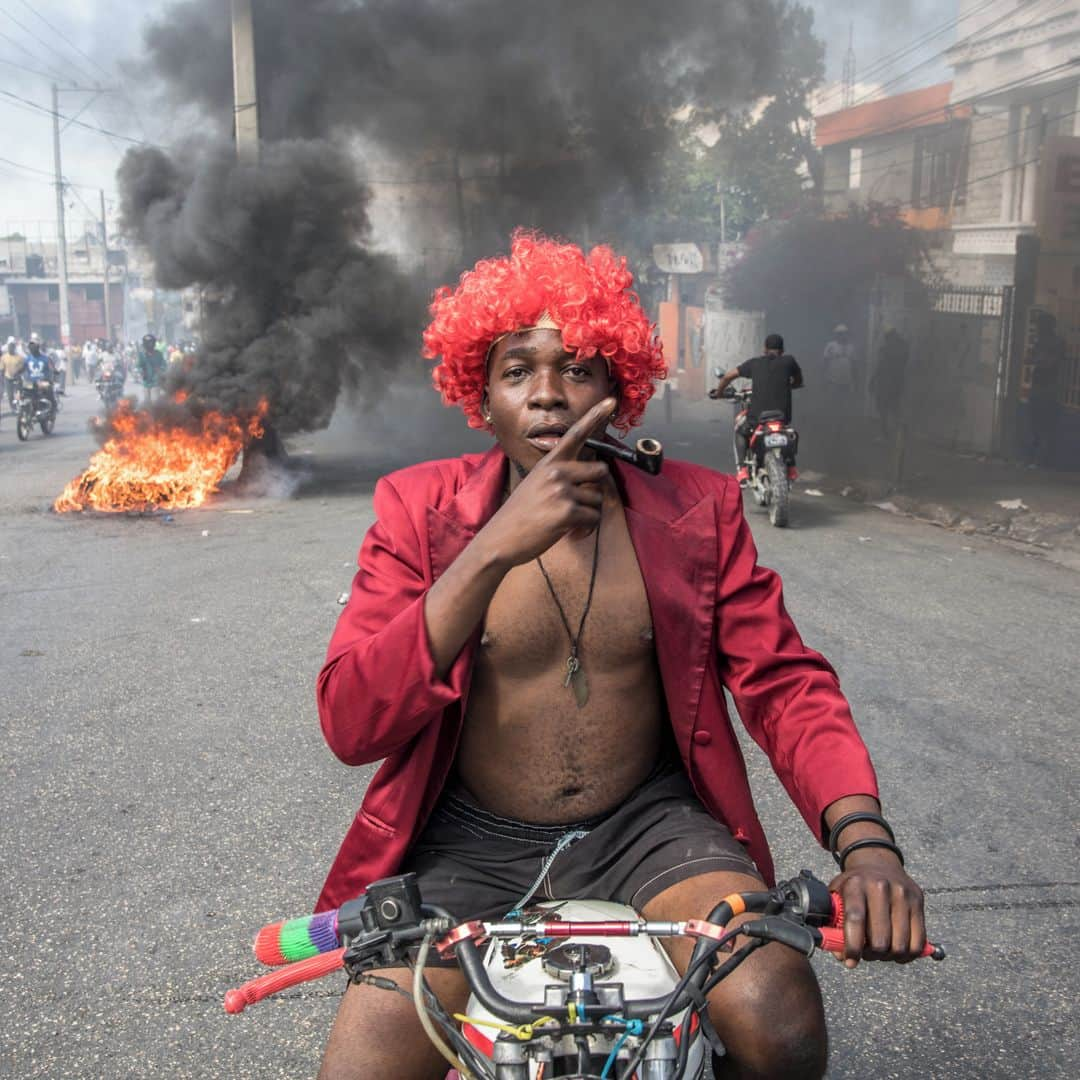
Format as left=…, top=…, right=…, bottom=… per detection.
left=736, top=353, right=802, bottom=420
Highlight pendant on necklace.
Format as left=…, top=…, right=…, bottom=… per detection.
left=564, top=654, right=589, bottom=709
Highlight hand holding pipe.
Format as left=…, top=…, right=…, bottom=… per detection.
left=584, top=437, right=663, bottom=475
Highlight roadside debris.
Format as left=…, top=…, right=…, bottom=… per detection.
left=337, top=592, right=349, bottom=605
left=873, top=501, right=901, bottom=514
left=996, top=499, right=1029, bottom=512
left=803, top=488, right=824, bottom=497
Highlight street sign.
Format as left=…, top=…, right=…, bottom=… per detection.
left=653, top=243, right=706, bottom=274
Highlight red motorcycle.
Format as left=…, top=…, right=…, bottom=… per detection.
left=722, top=387, right=799, bottom=529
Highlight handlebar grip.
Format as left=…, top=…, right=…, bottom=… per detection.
left=224, top=947, right=346, bottom=1013
left=254, top=911, right=340, bottom=966
left=826, top=894, right=945, bottom=960
left=817, top=927, right=944, bottom=960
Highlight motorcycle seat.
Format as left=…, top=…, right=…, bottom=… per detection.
left=758, top=409, right=786, bottom=422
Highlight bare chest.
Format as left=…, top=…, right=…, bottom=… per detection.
left=480, top=505, right=654, bottom=674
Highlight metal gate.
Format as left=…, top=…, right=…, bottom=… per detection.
left=909, top=284, right=1013, bottom=455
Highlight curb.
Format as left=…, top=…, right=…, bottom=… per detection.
left=799, top=473, right=1080, bottom=559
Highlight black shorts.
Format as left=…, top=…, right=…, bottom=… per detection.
left=398, top=761, right=760, bottom=929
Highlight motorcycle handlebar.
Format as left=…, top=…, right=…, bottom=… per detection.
left=223, top=875, right=943, bottom=1016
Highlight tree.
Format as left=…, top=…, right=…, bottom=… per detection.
left=723, top=202, right=932, bottom=347
left=634, top=1, right=826, bottom=248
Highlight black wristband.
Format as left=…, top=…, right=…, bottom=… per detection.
left=828, top=812, right=896, bottom=865
left=838, top=837, right=905, bottom=871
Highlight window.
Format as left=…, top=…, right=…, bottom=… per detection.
left=912, top=126, right=968, bottom=209
left=83, top=283, right=104, bottom=302
left=47, top=284, right=59, bottom=302
left=848, top=147, right=862, bottom=189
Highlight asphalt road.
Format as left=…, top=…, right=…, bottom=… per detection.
left=1, top=382, right=1077, bottom=1079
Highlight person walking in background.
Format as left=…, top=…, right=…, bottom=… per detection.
left=50, top=342, right=68, bottom=395
left=871, top=327, right=909, bottom=441
left=1027, top=313, right=1064, bottom=467
left=83, top=339, right=99, bottom=382
left=71, top=342, right=85, bottom=385
left=823, top=323, right=859, bottom=415
left=2, top=337, right=24, bottom=412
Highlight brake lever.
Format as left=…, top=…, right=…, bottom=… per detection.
left=738, top=917, right=819, bottom=957
left=342, top=924, right=431, bottom=979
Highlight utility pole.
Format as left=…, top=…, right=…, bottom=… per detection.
left=100, top=189, right=112, bottom=341
left=842, top=24, right=856, bottom=109
left=51, top=82, right=71, bottom=346
left=231, top=0, right=260, bottom=162
left=230, top=0, right=285, bottom=477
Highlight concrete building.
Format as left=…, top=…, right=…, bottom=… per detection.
left=817, top=82, right=971, bottom=233
left=946, top=0, right=1080, bottom=285
left=0, top=231, right=125, bottom=344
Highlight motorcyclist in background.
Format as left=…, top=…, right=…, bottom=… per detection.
left=22, top=335, right=57, bottom=410
left=710, top=333, right=803, bottom=485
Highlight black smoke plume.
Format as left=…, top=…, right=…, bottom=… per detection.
left=122, top=0, right=793, bottom=435
left=118, top=139, right=417, bottom=434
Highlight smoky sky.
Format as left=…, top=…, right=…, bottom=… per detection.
left=113, top=1, right=794, bottom=429
left=113, top=0, right=796, bottom=434
left=143, top=0, right=781, bottom=154
left=138, top=0, right=788, bottom=256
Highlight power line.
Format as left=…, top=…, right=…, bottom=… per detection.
left=0, top=50, right=61, bottom=83
left=0, top=26, right=76, bottom=84
left=16, top=0, right=113, bottom=84
left=18, top=0, right=155, bottom=144
left=850, top=0, right=1067, bottom=110
left=818, top=53, right=1080, bottom=146
left=829, top=74, right=1080, bottom=188
left=0, top=5, right=97, bottom=86
left=0, top=85, right=162, bottom=147
left=817, top=0, right=1009, bottom=112
left=895, top=138, right=1066, bottom=211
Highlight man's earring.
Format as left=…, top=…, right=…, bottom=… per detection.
left=483, top=409, right=492, bottom=423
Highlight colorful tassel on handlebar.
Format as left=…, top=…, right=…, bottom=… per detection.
left=254, top=911, right=339, bottom=966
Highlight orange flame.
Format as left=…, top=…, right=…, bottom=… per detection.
left=54, top=400, right=267, bottom=514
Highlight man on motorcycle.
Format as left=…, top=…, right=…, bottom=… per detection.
left=317, top=234, right=926, bottom=1080
left=710, top=334, right=802, bottom=486
left=22, top=336, right=56, bottom=410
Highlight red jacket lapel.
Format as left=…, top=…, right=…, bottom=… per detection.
left=616, top=465, right=718, bottom=752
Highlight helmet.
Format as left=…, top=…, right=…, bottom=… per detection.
left=833, top=324, right=849, bottom=335
left=29, top=332, right=42, bottom=345
left=142, top=333, right=157, bottom=347
left=764, top=333, right=784, bottom=352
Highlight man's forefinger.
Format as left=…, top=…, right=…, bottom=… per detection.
left=549, top=397, right=617, bottom=461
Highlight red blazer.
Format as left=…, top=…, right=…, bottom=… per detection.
left=315, top=447, right=878, bottom=912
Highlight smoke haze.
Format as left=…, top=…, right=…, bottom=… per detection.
left=117, top=0, right=802, bottom=435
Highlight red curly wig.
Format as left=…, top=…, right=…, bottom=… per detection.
left=423, top=230, right=666, bottom=433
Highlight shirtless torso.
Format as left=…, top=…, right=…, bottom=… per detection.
left=454, top=479, right=666, bottom=824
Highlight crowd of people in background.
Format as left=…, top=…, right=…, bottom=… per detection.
left=0, top=332, right=198, bottom=431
